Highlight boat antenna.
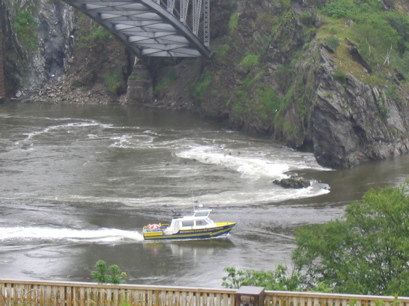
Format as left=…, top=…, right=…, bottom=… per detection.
left=191, top=188, right=198, bottom=211
left=190, top=190, right=203, bottom=211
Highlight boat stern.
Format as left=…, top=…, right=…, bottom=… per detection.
left=142, top=223, right=168, bottom=240
left=143, top=231, right=165, bottom=239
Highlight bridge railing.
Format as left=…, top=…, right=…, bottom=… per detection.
left=1, top=279, right=409, bottom=306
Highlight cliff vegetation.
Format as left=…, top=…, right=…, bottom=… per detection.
left=2, top=0, right=409, bottom=168
left=152, top=0, right=409, bottom=168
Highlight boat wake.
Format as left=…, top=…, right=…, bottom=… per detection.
left=0, top=226, right=144, bottom=243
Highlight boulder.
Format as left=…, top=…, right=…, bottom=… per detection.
left=273, top=176, right=310, bottom=189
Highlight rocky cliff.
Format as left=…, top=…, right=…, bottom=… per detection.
left=1, top=0, right=75, bottom=97
left=150, top=0, right=409, bottom=168
left=2, top=0, right=409, bottom=169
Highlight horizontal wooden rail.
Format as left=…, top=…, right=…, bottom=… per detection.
left=1, top=279, right=409, bottom=306
left=264, top=290, right=409, bottom=306
left=0, top=280, right=235, bottom=305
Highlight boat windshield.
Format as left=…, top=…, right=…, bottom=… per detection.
left=193, top=210, right=211, bottom=217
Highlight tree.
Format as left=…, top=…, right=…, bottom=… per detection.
left=91, top=260, right=127, bottom=284
left=292, top=183, right=409, bottom=295
left=222, top=184, right=409, bottom=295
left=222, top=264, right=303, bottom=291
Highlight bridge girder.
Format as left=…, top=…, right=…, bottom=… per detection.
left=62, top=0, right=212, bottom=58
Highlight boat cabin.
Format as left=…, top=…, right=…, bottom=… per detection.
left=164, top=209, right=216, bottom=234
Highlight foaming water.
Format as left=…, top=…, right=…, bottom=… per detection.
left=0, top=226, right=144, bottom=243
left=1, top=109, right=331, bottom=206
left=176, top=145, right=328, bottom=180
left=6, top=103, right=396, bottom=287
left=16, top=120, right=109, bottom=144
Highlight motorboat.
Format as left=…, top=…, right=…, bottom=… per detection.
left=142, top=208, right=236, bottom=240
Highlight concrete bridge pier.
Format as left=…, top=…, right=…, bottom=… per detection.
left=126, top=60, right=153, bottom=105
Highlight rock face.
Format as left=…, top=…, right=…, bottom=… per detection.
left=3, top=0, right=409, bottom=169
left=1, top=0, right=131, bottom=104
left=2, top=0, right=74, bottom=96
left=0, top=1, right=5, bottom=100
left=309, top=46, right=409, bottom=168
left=148, top=0, right=409, bottom=169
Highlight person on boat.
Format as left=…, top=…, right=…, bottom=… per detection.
left=150, top=224, right=161, bottom=231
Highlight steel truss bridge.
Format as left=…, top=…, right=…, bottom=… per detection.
left=62, top=0, right=211, bottom=57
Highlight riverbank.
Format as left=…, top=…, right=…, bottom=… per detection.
left=13, top=75, right=198, bottom=112
left=16, top=82, right=122, bottom=105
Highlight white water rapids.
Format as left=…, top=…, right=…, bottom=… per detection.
left=0, top=103, right=407, bottom=287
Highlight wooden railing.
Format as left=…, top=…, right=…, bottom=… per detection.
left=264, top=291, right=409, bottom=306
left=0, top=280, right=235, bottom=305
left=1, top=279, right=409, bottom=306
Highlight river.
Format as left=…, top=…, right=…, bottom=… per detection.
left=1, top=102, right=408, bottom=288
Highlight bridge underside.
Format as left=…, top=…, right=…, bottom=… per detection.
left=63, top=0, right=211, bottom=58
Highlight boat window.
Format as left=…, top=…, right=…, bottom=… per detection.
left=182, top=221, right=194, bottom=227
left=195, top=220, right=207, bottom=226
left=194, top=211, right=210, bottom=217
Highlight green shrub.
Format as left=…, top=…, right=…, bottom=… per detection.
left=193, top=70, right=212, bottom=100
left=276, top=0, right=291, bottom=9
left=222, top=265, right=302, bottom=290
left=233, top=101, right=246, bottom=116
left=104, top=70, right=122, bottom=93
left=320, top=0, right=355, bottom=19
left=383, top=11, right=409, bottom=55
left=167, top=68, right=179, bottom=82
left=13, top=10, right=38, bottom=51
left=91, top=260, right=126, bottom=284
left=155, top=68, right=179, bottom=92
left=233, top=91, right=249, bottom=115
left=325, top=36, right=340, bottom=52
left=90, top=26, right=111, bottom=40
left=320, top=0, right=405, bottom=70
left=386, top=85, right=404, bottom=104
left=218, top=44, right=231, bottom=57
left=239, top=54, right=259, bottom=69
left=259, top=86, right=279, bottom=111
left=228, top=12, right=239, bottom=33
left=333, top=70, right=347, bottom=86
left=378, top=104, right=388, bottom=120
left=79, top=22, right=112, bottom=47
left=300, top=11, right=316, bottom=27
left=259, top=88, right=278, bottom=120
left=353, top=15, right=400, bottom=62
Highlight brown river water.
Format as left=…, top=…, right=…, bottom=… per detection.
left=0, top=102, right=408, bottom=288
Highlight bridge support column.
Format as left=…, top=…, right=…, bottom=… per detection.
left=126, top=61, right=153, bottom=105
left=0, top=1, right=6, bottom=101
